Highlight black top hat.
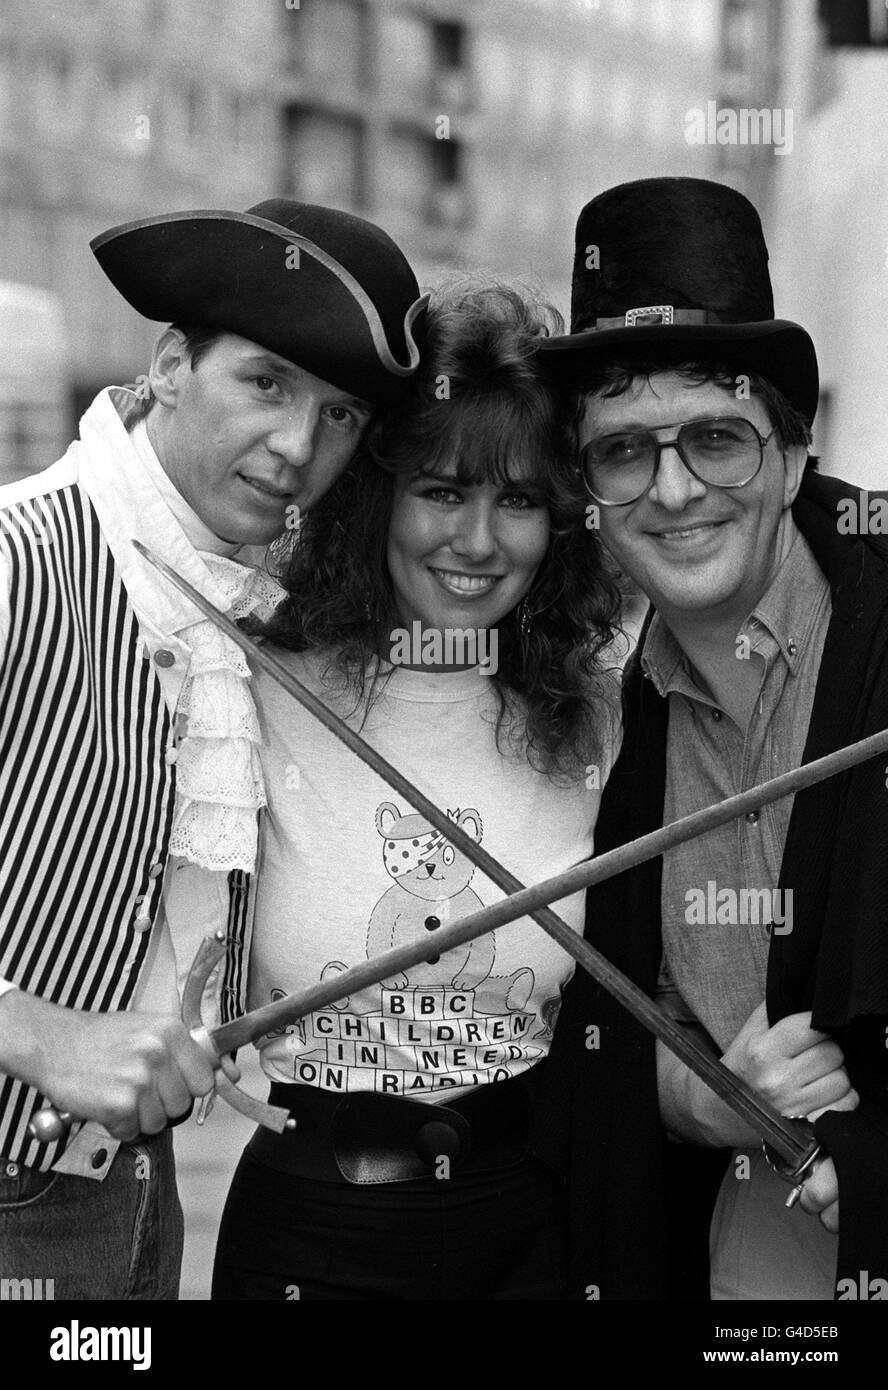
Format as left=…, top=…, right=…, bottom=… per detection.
left=91, top=199, right=428, bottom=405
left=540, top=177, right=818, bottom=423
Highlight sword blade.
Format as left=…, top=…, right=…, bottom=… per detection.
left=135, top=541, right=877, bottom=1168
left=204, top=909, right=811, bottom=1164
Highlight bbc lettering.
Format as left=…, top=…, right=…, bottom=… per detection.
left=289, top=986, right=537, bottom=1096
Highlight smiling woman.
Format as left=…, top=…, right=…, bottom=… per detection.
left=260, top=281, right=621, bottom=780
left=384, top=461, right=550, bottom=673
left=211, top=281, right=625, bottom=1302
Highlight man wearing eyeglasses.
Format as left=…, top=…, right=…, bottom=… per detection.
left=535, top=177, right=888, bottom=1301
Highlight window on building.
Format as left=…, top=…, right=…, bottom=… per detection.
left=432, top=134, right=460, bottom=188
left=284, top=106, right=365, bottom=207
left=433, top=20, right=464, bottom=69
left=722, top=0, right=758, bottom=71
left=818, top=0, right=888, bottom=45
left=380, top=126, right=468, bottom=228
left=432, top=18, right=470, bottom=106
left=380, top=9, right=434, bottom=101
left=379, top=127, right=432, bottom=219
left=287, top=0, right=367, bottom=87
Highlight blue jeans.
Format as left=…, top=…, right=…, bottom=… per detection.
left=0, top=1129, right=183, bottom=1300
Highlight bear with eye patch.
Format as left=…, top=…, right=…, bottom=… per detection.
left=364, top=801, right=534, bottom=1012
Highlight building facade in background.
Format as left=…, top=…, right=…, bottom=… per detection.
left=0, top=0, right=281, bottom=465
left=1, top=0, right=781, bottom=473
left=770, top=0, right=888, bottom=487
left=279, top=0, right=782, bottom=298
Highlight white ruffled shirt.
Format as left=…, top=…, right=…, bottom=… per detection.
left=128, top=419, right=283, bottom=875
left=121, top=419, right=284, bottom=1015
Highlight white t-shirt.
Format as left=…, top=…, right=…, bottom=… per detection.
left=249, top=651, right=613, bottom=1103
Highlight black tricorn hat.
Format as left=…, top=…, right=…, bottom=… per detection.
left=540, top=177, right=818, bottom=423
left=91, top=199, right=428, bottom=405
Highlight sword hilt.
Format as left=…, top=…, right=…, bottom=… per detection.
left=182, top=930, right=295, bottom=1134
left=27, top=930, right=293, bottom=1146
left=761, top=1116, right=822, bottom=1204
left=28, top=1107, right=75, bottom=1144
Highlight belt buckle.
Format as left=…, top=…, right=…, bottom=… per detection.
left=415, top=1114, right=471, bottom=1174
left=331, top=1095, right=471, bottom=1184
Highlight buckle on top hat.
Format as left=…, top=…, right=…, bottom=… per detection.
left=624, top=304, right=674, bottom=326
left=593, top=306, right=719, bottom=331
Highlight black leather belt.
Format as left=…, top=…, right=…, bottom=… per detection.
left=248, top=1070, right=541, bottom=1185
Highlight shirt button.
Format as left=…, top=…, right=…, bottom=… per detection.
left=148, top=862, right=164, bottom=878
left=711, top=709, right=723, bottom=722
left=787, top=639, right=798, bottom=657
left=133, top=914, right=152, bottom=933
left=154, top=649, right=175, bottom=668
left=745, top=810, right=760, bottom=824
left=5, top=1161, right=19, bottom=1177
left=91, top=1148, right=109, bottom=1170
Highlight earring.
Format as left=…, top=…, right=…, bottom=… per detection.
left=517, top=597, right=532, bottom=657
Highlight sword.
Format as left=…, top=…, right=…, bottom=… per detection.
left=33, top=541, right=884, bottom=1180
left=139, top=541, right=885, bottom=1170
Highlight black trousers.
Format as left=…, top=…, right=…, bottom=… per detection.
left=211, top=1146, right=568, bottom=1301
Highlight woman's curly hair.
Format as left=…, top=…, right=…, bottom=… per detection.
left=259, top=280, right=622, bottom=782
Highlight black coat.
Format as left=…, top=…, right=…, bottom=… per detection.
left=531, top=471, right=888, bottom=1300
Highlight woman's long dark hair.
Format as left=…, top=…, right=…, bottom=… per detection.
left=259, top=281, right=622, bottom=782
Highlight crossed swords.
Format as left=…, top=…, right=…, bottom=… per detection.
left=31, top=542, right=888, bottom=1196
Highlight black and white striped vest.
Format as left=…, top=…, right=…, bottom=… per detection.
left=0, top=482, right=177, bottom=1169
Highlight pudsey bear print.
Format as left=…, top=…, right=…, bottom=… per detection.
left=366, top=801, right=534, bottom=1014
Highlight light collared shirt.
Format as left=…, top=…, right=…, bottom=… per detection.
left=643, top=525, right=836, bottom=1300
left=648, top=527, right=831, bottom=1047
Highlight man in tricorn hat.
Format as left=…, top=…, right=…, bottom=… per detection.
left=0, top=200, right=426, bottom=1297
left=534, top=177, right=888, bottom=1299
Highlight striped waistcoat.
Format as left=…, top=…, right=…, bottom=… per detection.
left=1, top=483, right=174, bottom=1168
